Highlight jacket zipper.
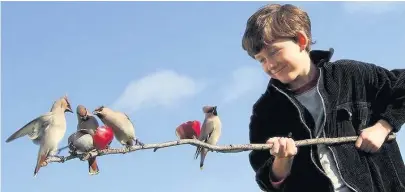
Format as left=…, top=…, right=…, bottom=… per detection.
left=316, top=69, right=358, bottom=192
left=272, top=84, right=333, bottom=192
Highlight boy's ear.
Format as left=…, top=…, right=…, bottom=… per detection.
left=296, top=31, right=308, bottom=51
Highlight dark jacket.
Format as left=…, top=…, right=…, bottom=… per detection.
left=248, top=48, right=405, bottom=192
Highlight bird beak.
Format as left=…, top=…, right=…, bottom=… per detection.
left=212, top=106, right=218, bottom=115
left=66, top=108, right=73, bottom=113
left=92, top=111, right=98, bottom=115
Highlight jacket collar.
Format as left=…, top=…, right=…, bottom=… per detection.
left=310, top=48, right=334, bottom=67
left=267, top=48, right=335, bottom=91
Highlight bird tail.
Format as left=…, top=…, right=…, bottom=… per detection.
left=194, top=137, right=208, bottom=160
left=199, top=149, right=208, bottom=170
left=88, top=157, right=100, bottom=175
left=194, top=146, right=202, bottom=159
left=34, top=153, right=48, bottom=177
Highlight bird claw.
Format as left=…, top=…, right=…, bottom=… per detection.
left=122, top=146, right=131, bottom=154
left=56, top=149, right=63, bottom=155
left=56, top=146, right=70, bottom=155
left=135, top=139, right=145, bottom=147
left=80, top=153, right=92, bottom=161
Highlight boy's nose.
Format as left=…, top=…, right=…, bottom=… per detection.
left=263, top=59, right=277, bottom=69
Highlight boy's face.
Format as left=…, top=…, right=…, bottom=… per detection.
left=254, top=33, right=310, bottom=85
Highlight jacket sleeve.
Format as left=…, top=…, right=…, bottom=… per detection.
left=350, top=60, right=405, bottom=132
left=249, top=110, right=286, bottom=192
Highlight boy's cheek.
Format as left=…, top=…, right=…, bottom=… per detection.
left=273, top=68, right=299, bottom=83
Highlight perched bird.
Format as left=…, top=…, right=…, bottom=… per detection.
left=93, top=106, right=143, bottom=150
left=67, top=129, right=99, bottom=175
left=67, top=105, right=100, bottom=175
left=57, top=105, right=101, bottom=154
left=194, top=106, right=222, bottom=170
left=5, top=95, right=73, bottom=176
left=76, top=105, right=99, bottom=132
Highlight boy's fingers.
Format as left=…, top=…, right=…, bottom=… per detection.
left=360, top=139, right=370, bottom=152
left=279, top=138, right=287, bottom=157
left=370, top=145, right=379, bottom=153
left=266, top=137, right=280, bottom=144
left=270, top=140, right=280, bottom=155
left=363, top=141, right=375, bottom=153
left=286, top=138, right=296, bottom=155
left=355, top=136, right=363, bottom=149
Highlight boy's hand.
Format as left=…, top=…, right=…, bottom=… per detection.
left=267, top=137, right=297, bottom=158
left=355, top=120, right=393, bottom=153
left=267, top=137, right=297, bottom=181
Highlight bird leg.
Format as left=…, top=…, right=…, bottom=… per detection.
left=135, top=138, right=145, bottom=147
left=80, top=153, right=89, bottom=161
left=122, top=140, right=133, bottom=154
left=56, top=146, right=69, bottom=155
left=123, top=145, right=131, bottom=154
left=81, top=149, right=97, bottom=161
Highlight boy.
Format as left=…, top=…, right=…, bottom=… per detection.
left=243, top=3, right=405, bottom=192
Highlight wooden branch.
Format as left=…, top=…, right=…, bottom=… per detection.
left=46, top=133, right=397, bottom=164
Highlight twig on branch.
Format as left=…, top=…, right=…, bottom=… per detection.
left=46, top=133, right=397, bottom=164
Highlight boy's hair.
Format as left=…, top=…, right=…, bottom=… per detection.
left=242, top=4, right=315, bottom=58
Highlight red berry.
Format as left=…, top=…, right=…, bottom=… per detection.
left=175, top=120, right=201, bottom=139
left=192, top=121, right=201, bottom=138
left=93, top=125, right=114, bottom=150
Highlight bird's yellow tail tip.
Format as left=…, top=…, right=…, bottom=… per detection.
left=200, top=166, right=204, bottom=170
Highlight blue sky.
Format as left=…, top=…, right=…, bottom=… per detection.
left=1, top=1, right=405, bottom=192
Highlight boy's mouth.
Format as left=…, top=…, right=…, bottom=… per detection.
left=271, top=65, right=287, bottom=75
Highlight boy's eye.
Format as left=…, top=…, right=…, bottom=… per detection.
left=268, top=48, right=280, bottom=56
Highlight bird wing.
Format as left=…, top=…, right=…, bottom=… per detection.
left=119, top=112, right=134, bottom=126
left=199, top=120, right=215, bottom=142
left=194, top=120, right=216, bottom=159
left=6, top=112, right=54, bottom=143
left=121, top=112, right=131, bottom=121
left=67, top=132, right=77, bottom=145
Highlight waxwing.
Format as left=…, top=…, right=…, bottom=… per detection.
left=194, top=106, right=222, bottom=170
left=67, top=129, right=99, bottom=175
left=6, top=95, right=73, bottom=176
left=93, top=106, right=143, bottom=150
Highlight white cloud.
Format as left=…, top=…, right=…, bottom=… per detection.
left=342, top=2, right=402, bottom=15
left=112, top=70, right=205, bottom=113
left=220, top=65, right=268, bottom=105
